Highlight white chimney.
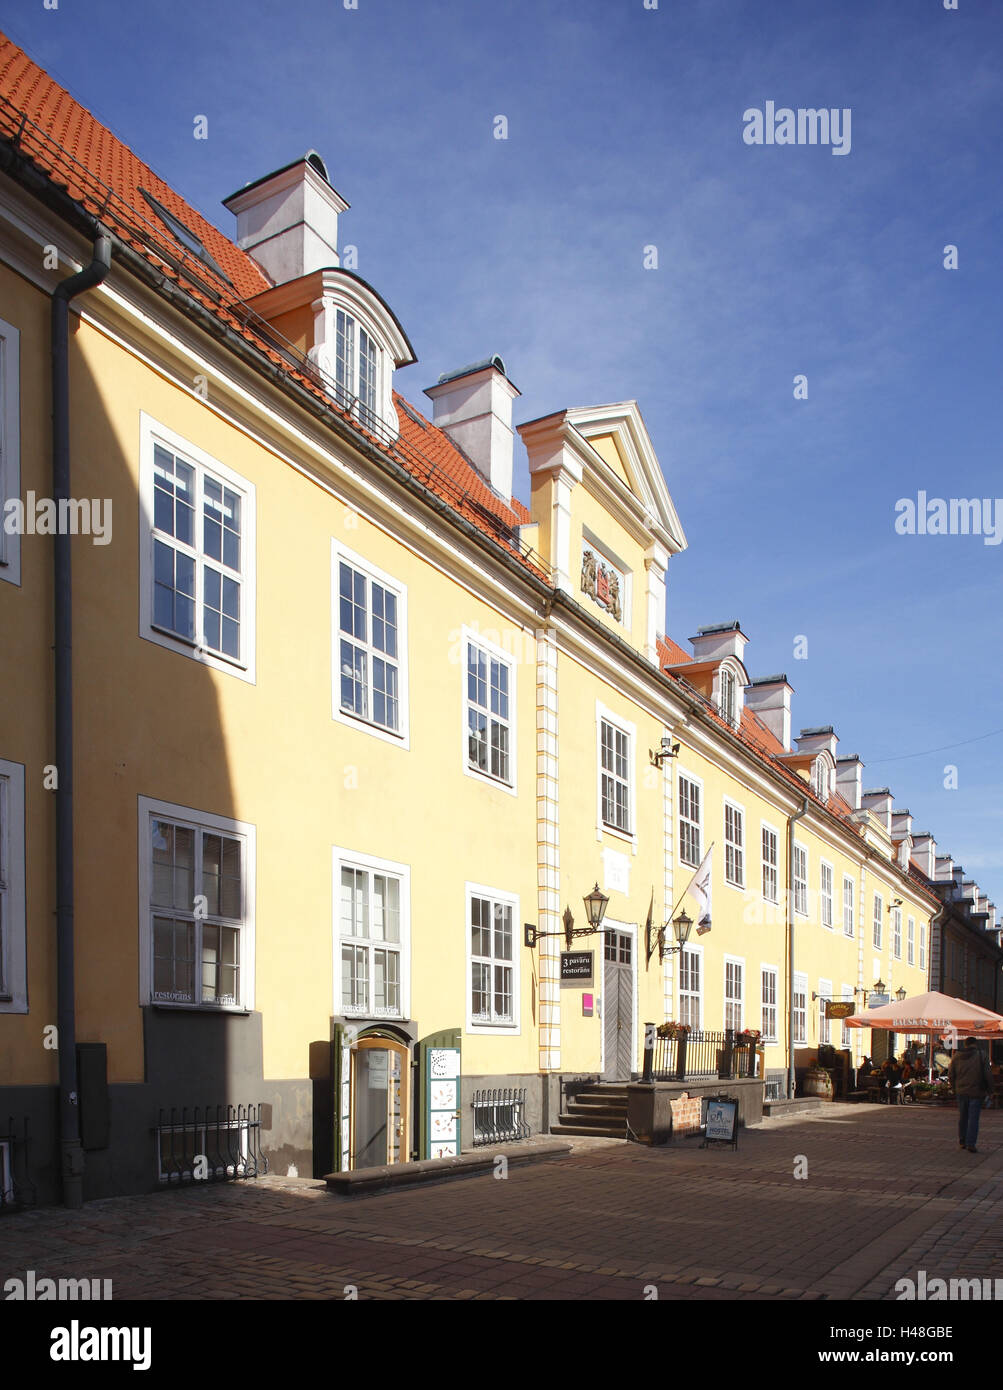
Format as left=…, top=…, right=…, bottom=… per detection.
left=796, top=726, right=838, bottom=761
left=223, top=152, right=348, bottom=286
left=912, top=832, right=937, bottom=879
left=835, top=755, right=863, bottom=810
left=935, top=854, right=954, bottom=883
left=690, top=621, right=748, bottom=665
left=861, top=788, right=893, bottom=833
left=744, top=674, right=793, bottom=751
left=424, top=357, right=520, bottom=500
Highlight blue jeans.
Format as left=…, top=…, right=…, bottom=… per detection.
left=957, top=1096, right=984, bottom=1148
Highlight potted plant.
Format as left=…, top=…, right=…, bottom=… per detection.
left=657, top=1021, right=691, bottom=1040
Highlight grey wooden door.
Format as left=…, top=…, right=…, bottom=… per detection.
left=603, top=930, right=634, bottom=1081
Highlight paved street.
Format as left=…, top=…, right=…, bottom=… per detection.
left=3, top=1105, right=1000, bottom=1301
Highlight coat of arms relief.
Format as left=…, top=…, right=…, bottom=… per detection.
left=581, top=546, right=622, bottom=623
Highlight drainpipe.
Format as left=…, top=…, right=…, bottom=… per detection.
left=52, top=233, right=112, bottom=1209
left=787, top=798, right=810, bottom=1100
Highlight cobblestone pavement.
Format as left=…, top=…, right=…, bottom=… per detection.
left=2, top=1107, right=999, bottom=1301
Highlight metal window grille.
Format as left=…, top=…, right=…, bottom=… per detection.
left=0, top=1116, right=36, bottom=1212
left=764, top=1070, right=787, bottom=1102
left=471, top=1088, right=530, bottom=1146
left=155, top=1104, right=268, bottom=1184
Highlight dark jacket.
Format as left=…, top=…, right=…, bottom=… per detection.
left=948, top=1044, right=994, bottom=1099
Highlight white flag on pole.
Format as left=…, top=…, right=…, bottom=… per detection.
left=686, top=845, right=713, bottom=934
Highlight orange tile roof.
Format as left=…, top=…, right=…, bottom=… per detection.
left=0, top=30, right=539, bottom=573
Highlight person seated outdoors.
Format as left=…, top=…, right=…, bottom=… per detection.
left=883, top=1059, right=904, bottom=1103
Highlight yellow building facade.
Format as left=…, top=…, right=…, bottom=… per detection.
left=0, top=35, right=941, bottom=1205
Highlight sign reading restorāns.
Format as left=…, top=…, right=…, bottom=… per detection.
left=560, top=951, right=594, bottom=984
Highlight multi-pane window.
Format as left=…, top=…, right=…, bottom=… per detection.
left=724, top=803, right=744, bottom=887
left=338, top=560, right=401, bottom=733
left=152, top=443, right=245, bottom=661
left=793, top=844, right=807, bottom=915
left=762, top=826, right=778, bottom=903
left=678, top=775, right=701, bottom=867
left=467, top=643, right=511, bottom=784
left=907, top=917, right=915, bottom=966
left=873, top=894, right=883, bottom=949
left=793, top=973, right=807, bottom=1045
left=840, top=986, right=854, bottom=1048
left=333, top=310, right=379, bottom=428
left=761, top=967, right=778, bottom=1042
left=679, top=948, right=701, bottom=1029
left=919, top=923, right=926, bottom=971
left=892, top=907, right=902, bottom=959
left=340, top=867, right=402, bottom=1016
left=600, top=719, right=630, bottom=833
left=843, top=876, right=855, bottom=938
left=818, top=979, right=832, bottom=1044
left=724, top=959, right=743, bottom=1032
left=812, top=757, right=830, bottom=802
left=719, top=668, right=736, bottom=725
left=150, top=815, right=245, bottom=1008
left=470, top=894, right=514, bottom=1026
left=820, top=863, right=834, bottom=929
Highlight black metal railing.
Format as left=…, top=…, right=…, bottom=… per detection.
left=647, top=1028, right=763, bottom=1083
left=0, top=1115, right=36, bottom=1212
left=471, top=1089, right=530, bottom=1146
left=155, top=1105, right=268, bottom=1185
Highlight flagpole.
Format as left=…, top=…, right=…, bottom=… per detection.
left=668, top=842, right=715, bottom=922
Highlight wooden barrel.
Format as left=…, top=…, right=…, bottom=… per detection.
left=803, top=1067, right=834, bottom=1101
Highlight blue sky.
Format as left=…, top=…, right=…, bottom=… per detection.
left=7, top=0, right=1002, bottom=901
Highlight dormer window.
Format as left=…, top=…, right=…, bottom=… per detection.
left=334, top=310, right=378, bottom=430
left=812, top=756, right=831, bottom=803
left=719, top=667, right=737, bottom=725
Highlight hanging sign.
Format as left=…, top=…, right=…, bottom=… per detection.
left=826, top=1001, right=856, bottom=1020
left=561, top=951, right=594, bottom=984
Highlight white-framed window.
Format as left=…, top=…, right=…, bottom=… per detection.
left=724, top=800, right=744, bottom=888
left=337, top=851, right=409, bottom=1019
left=919, top=922, right=927, bottom=971
left=724, top=957, right=744, bottom=1033
left=893, top=906, right=902, bottom=960
left=466, top=882, right=519, bottom=1033
left=840, top=983, right=854, bottom=1048
left=873, top=893, right=883, bottom=950
left=139, top=797, right=255, bottom=1011
left=818, top=978, right=832, bottom=1044
left=0, top=316, right=21, bottom=586
left=139, top=415, right=256, bottom=682
left=596, top=704, right=635, bottom=844
left=761, top=824, right=779, bottom=903
left=719, top=667, right=737, bottom=725
left=793, top=972, right=807, bottom=1045
left=332, top=542, right=409, bottom=746
left=907, top=916, right=915, bottom=966
left=811, top=756, right=830, bottom=803
left=792, top=843, right=808, bottom=915
left=464, top=629, right=515, bottom=791
left=678, top=946, right=702, bottom=1030
left=761, top=965, right=778, bottom=1043
left=678, top=773, right=701, bottom=867
left=333, top=308, right=380, bottom=429
left=0, top=759, right=27, bottom=1012
left=820, top=861, right=834, bottom=930
left=843, top=876, right=855, bottom=938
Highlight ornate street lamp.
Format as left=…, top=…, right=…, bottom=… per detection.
left=583, top=883, right=609, bottom=932
left=657, top=909, right=693, bottom=961
left=895, top=986, right=907, bottom=1002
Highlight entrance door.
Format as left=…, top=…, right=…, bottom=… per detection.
left=350, top=1038, right=409, bottom=1169
left=603, top=929, right=634, bottom=1081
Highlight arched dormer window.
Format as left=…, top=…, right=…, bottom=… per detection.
left=720, top=667, right=736, bottom=725
left=308, top=269, right=415, bottom=440
left=812, top=754, right=833, bottom=803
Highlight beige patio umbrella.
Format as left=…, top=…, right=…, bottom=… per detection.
left=845, top=991, right=1003, bottom=1077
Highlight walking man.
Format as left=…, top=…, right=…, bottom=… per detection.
left=948, top=1037, right=994, bottom=1152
